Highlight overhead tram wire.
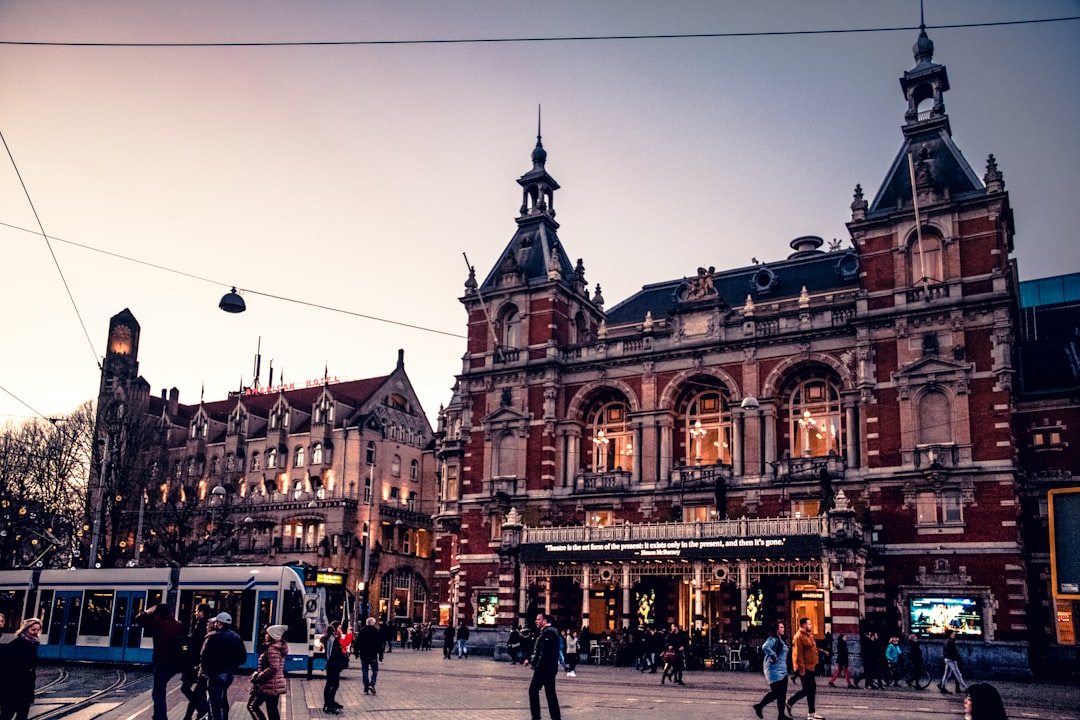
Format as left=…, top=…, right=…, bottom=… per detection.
left=0, top=131, right=101, bottom=371
left=0, top=220, right=466, bottom=340
left=0, top=16, right=1077, bottom=48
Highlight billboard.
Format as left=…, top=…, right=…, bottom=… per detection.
left=1049, top=488, right=1080, bottom=599
left=909, top=596, right=984, bottom=637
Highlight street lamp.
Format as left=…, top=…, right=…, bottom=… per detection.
left=205, top=484, right=228, bottom=561
left=691, top=420, right=708, bottom=465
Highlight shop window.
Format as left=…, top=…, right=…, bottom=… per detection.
left=590, top=401, right=633, bottom=473
left=685, top=389, right=732, bottom=465
left=786, top=377, right=842, bottom=458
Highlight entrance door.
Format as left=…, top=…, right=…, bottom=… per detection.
left=791, top=585, right=826, bottom=638
left=109, top=591, right=147, bottom=662
left=45, top=591, right=82, bottom=660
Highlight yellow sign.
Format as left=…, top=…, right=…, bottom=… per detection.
left=317, top=571, right=345, bottom=586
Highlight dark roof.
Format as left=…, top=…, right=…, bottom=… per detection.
left=868, top=128, right=984, bottom=218
left=606, top=249, right=860, bottom=326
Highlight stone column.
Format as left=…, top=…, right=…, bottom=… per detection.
left=622, top=564, right=632, bottom=629
left=844, top=402, right=859, bottom=469
left=732, top=409, right=744, bottom=477
left=693, top=561, right=704, bottom=630
left=738, top=560, right=749, bottom=632
left=581, top=565, right=590, bottom=627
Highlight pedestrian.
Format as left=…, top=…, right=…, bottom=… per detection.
left=885, top=637, right=902, bottom=686
left=787, top=617, right=825, bottom=720
left=752, top=620, right=790, bottom=720
left=855, top=630, right=883, bottom=690
left=564, top=630, right=579, bottom=677
left=0, top=618, right=42, bottom=720
left=659, top=645, right=677, bottom=685
left=201, top=612, right=247, bottom=720
left=456, top=622, right=470, bottom=658
left=939, top=629, right=969, bottom=694
left=828, top=634, right=854, bottom=687
left=356, top=617, right=383, bottom=695
left=965, top=683, right=1008, bottom=720
left=321, top=621, right=347, bottom=713
left=525, top=612, right=562, bottom=720
left=247, top=625, right=288, bottom=720
left=905, top=634, right=925, bottom=688
left=442, top=623, right=455, bottom=660
left=340, top=626, right=353, bottom=666
left=667, top=623, right=689, bottom=685
left=134, top=603, right=186, bottom=720
left=182, top=604, right=212, bottom=720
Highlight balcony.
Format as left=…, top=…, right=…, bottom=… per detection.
left=905, top=282, right=950, bottom=303
left=379, top=504, right=434, bottom=528
left=522, top=515, right=827, bottom=545
left=914, top=443, right=959, bottom=469
left=772, top=454, right=846, bottom=482
left=575, top=471, right=631, bottom=494
left=669, top=462, right=732, bottom=489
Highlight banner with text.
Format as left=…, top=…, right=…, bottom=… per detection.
left=519, top=533, right=822, bottom=563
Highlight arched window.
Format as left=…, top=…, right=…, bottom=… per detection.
left=590, top=401, right=633, bottom=472
left=410, top=458, right=419, bottom=481
left=225, top=453, right=236, bottom=472
left=909, top=233, right=943, bottom=286
left=918, top=390, right=953, bottom=445
left=366, top=441, right=376, bottom=465
left=391, top=454, right=401, bottom=477
left=294, top=446, right=305, bottom=468
left=311, top=443, right=324, bottom=465
left=266, top=448, right=278, bottom=469
left=786, top=377, right=842, bottom=458
left=499, top=304, right=521, bottom=347
left=493, top=432, right=518, bottom=478
left=250, top=452, right=261, bottom=472
left=685, top=389, right=732, bottom=465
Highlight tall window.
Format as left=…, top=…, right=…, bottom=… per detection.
left=918, top=390, right=953, bottom=445
left=364, top=474, right=372, bottom=504
left=685, top=389, right=732, bottom=465
left=391, top=454, right=402, bottom=477
left=493, top=432, right=518, bottom=477
left=910, top=234, right=943, bottom=285
left=311, top=443, right=324, bottom=465
left=366, top=441, right=376, bottom=465
left=250, top=452, right=261, bottom=472
left=787, top=378, right=842, bottom=457
left=410, top=459, right=419, bottom=481
left=294, top=447, right=305, bottom=468
left=500, top=305, right=521, bottom=347
left=266, top=448, right=278, bottom=469
left=590, top=401, right=633, bottom=473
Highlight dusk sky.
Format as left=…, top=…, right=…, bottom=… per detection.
left=1, top=1, right=1077, bottom=426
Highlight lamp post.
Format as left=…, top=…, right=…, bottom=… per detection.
left=691, top=420, right=708, bottom=465
left=360, top=465, right=376, bottom=621
left=205, top=484, right=228, bottom=562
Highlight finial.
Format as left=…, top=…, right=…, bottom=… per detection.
left=983, top=154, right=1005, bottom=193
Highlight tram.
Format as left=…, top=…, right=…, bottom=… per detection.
left=0, top=564, right=340, bottom=673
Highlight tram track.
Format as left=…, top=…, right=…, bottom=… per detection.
left=33, top=668, right=151, bottom=720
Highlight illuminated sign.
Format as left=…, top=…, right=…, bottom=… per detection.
left=909, top=596, right=984, bottom=637
left=244, top=376, right=347, bottom=396
left=519, top=534, right=821, bottom=562
left=316, top=572, right=345, bottom=586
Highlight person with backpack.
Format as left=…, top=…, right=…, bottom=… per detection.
left=201, top=612, right=248, bottom=720
left=134, top=603, right=186, bottom=720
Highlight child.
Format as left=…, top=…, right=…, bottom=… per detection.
left=660, top=645, right=677, bottom=685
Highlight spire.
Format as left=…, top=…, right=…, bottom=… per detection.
left=517, top=108, right=559, bottom=222
left=530, top=105, right=547, bottom=170
left=899, top=16, right=950, bottom=132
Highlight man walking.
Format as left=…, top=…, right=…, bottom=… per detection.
left=201, top=612, right=247, bottom=720
left=455, top=622, right=470, bottom=658
left=356, top=617, right=383, bottom=695
left=787, top=617, right=825, bottom=720
left=938, top=629, right=968, bottom=693
left=525, top=613, right=561, bottom=720
left=134, top=603, right=185, bottom=720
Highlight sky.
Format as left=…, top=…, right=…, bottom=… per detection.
left=1, top=1, right=1078, bottom=427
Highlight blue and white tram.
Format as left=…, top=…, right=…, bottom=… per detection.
left=0, top=565, right=324, bottom=673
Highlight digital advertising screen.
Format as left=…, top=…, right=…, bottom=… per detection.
left=909, top=596, right=983, bottom=637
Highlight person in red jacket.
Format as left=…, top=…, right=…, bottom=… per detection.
left=134, top=604, right=186, bottom=720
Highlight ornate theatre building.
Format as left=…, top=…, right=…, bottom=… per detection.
left=433, top=27, right=1039, bottom=674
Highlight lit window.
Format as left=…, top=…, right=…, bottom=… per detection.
left=685, top=389, right=732, bottom=465
left=266, top=449, right=278, bottom=469
left=250, top=452, right=261, bottom=472
left=917, top=490, right=963, bottom=525
left=294, top=447, right=305, bottom=468
left=311, top=443, right=323, bottom=465
left=786, top=378, right=842, bottom=458
left=590, top=401, right=633, bottom=473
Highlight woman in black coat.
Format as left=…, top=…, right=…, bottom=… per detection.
left=0, top=618, right=43, bottom=720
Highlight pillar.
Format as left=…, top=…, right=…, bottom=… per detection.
left=693, top=561, right=704, bottom=630
left=581, top=565, right=590, bottom=627
left=622, top=564, right=632, bottom=629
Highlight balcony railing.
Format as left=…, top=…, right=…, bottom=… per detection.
left=575, top=471, right=631, bottom=493
left=523, top=515, right=827, bottom=545
left=379, top=504, right=434, bottom=527
left=914, top=443, right=959, bottom=469
left=669, top=462, right=732, bottom=489
left=772, top=454, right=846, bottom=482
left=905, top=282, right=950, bottom=303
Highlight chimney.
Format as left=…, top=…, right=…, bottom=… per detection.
left=168, top=387, right=179, bottom=417
left=397, top=348, right=405, bottom=369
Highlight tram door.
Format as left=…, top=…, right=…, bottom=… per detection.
left=47, top=591, right=83, bottom=660
left=257, top=591, right=277, bottom=634
left=109, top=591, right=147, bottom=662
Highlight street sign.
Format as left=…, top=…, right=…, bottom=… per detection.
left=303, top=592, right=321, bottom=619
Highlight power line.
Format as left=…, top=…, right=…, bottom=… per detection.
left=0, top=17, right=1077, bottom=48
left=0, top=220, right=466, bottom=340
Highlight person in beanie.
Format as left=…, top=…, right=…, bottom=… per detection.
left=0, top=618, right=42, bottom=720
left=201, top=612, right=247, bottom=720
left=247, top=625, right=288, bottom=720
left=134, top=603, right=186, bottom=720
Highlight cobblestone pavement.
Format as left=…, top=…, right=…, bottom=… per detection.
left=90, top=651, right=1078, bottom=720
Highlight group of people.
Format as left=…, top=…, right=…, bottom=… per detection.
left=441, top=622, right=472, bottom=659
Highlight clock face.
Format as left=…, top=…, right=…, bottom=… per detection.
left=109, top=325, right=133, bottom=355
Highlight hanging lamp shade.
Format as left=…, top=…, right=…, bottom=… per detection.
left=219, top=287, right=246, bottom=313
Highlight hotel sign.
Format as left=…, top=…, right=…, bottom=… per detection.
left=519, top=534, right=822, bottom=563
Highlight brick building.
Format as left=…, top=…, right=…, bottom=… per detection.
left=431, top=27, right=1071, bottom=675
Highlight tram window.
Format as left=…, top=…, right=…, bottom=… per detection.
left=258, top=596, right=276, bottom=639
left=148, top=589, right=164, bottom=606
left=0, top=590, right=26, bottom=632
left=282, top=587, right=306, bottom=644
left=37, top=589, right=53, bottom=629
left=81, top=591, right=115, bottom=637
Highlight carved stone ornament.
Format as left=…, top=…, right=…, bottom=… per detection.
left=916, top=559, right=971, bottom=587
left=684, top=266, right=719, bottom=302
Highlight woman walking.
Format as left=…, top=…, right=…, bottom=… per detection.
left=828, top=635, right=854, bottom=688
left=322, top=621, right=347, bottom=714
left=564, top=630, right=579, bottom=677
left=0, top=618, right=43, bottom=720
left=752, top=621, right=791, bottom=720
left=248, top=626, right=288, bottom=720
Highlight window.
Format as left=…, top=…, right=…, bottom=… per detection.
left=787, top=378, right=842, bottom=458
left=910, top=234, right=943, bottom=285
left=590, top=401, right=633, bottom=472
left=210, top=457, right=219, bottom=475
left=490, top=512, right=504, bottom=539
left=410, top=458, right=419, bottom=481
left=408, top=490, right=417, bottom=512
left=391, top=454, right=401, bottom=477
left=311, top=443, right=323, bottom=465
left=493, top=432, right=518, bottom=478
left=266, top=448, right=278, bottom=469
left=444, top=465, right=459, bottom=501
left=791, top=499, right=821, bottom=518
left=250, top=452, right=261, bottom=472
left=918, top=391, right=952, bottom=445
left=685, top=389, right=732, bottom=465
left=499, top=305, right=521, bottom=347
left=1032, top=428, right=1065, bottom=449
left=917, top=490, right=963, bottom=525
left=366, top=441, right=376, bottom=465
left=363, top=474, right=372, bottom=504
left=225, top=454, right=236, bottom=472
left=294, top=447, right=305, bottom=468
left=390, top=487, right=400, bottom=502
left=293, top=480, right=304, bottom=500
left=586, top=510, right=614, bottom=527
left=683, top=506, right=713, bottom=523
